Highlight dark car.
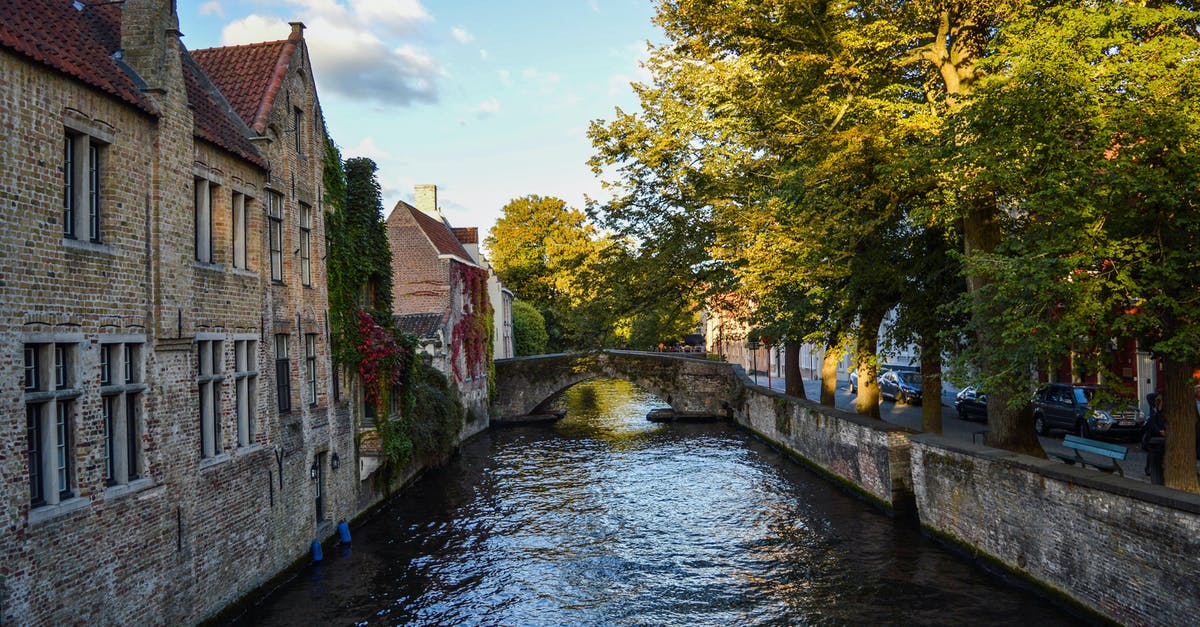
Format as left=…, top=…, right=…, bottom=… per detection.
left=850, top=363, right=918, bottom=393
left=879, top=370, right=923, bottom=405
left=1031, top=383, right=1144, bottom=440
left=955, top=386, right=988, bottom=422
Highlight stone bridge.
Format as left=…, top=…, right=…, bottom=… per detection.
left=490, top=350, right=742, bottom=421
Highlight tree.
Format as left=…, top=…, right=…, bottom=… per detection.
left=485, top=195, right=608, bottom=351
left=949, top=1, right=1200, bottom=490
left=512, top=300, right=548, bottom=356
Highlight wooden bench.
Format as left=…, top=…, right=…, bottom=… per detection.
left=1049, top=435, right=1128, bottom=477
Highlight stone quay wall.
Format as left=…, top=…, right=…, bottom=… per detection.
left=909, top=435, right=1200, bottom=625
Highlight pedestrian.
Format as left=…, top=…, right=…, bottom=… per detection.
left=1142, top=393, right=1166, bottom=485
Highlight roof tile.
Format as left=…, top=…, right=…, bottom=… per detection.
left=182, top=50, right=266, bottom=169
left=0, top=0, right=157, bottom=116
left=400, top=202, right=475, bottom=260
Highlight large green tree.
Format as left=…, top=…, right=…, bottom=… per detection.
left=949, top=1, right=1200, bottom=490
left=484, top=195, right=609, bottom=351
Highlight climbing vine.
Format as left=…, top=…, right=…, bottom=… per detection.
left=450, top=262, right=494, bottom=390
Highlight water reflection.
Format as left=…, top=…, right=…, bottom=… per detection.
left=234, top=378, right=1084, bottom=626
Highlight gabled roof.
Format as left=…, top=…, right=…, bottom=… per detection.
left=394, top=312, right=444, bottom=340
left=0, top=0, right=158, bottom=116
left=182, top=49, right=267, bottom=169
left=397, top=201, right=475, bottom=261
left=191, top=27, right=301, bottom=134
left=451, top=227, right=478, bottom=245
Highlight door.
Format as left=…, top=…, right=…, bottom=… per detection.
left=315, top=452, right=325, bottom=523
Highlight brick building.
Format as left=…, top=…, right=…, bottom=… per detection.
left=0, top=1, right=356, bottom=623
left=386, top=185, right=495, bottom=433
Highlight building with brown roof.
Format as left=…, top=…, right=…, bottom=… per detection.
left=386, top=185, right=495, bottom=431
left=0, top=1, right=350, bottom=623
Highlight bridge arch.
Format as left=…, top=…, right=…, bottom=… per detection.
left=490, top=350, right=741, bottom=421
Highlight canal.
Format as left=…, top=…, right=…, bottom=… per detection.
left=234, top=379, right=1084, bottom=626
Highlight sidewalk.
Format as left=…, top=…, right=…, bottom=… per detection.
left=747, top=373, right=1169, bottom=485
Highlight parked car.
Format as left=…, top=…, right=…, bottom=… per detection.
left=1031, top=383, right=1144, bottom=440
left=879, top=370, right=924, bottom=405
left=955, top=386, right=988, bottom=422
left=849, top=363, right=918, bottom=394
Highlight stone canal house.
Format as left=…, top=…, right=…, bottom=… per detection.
left=0, top=1, right=362, bottom=623
left=387, top=186, right=494, bottom=434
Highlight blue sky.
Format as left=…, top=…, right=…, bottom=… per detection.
left=181, top=0, right=660, bottom=240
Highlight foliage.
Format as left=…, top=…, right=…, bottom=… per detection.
left=326, top=152, right=395, bottom=364
left=512, top=300, right=548, bottom=356
left=404, top=363, right=465, bottom=462
left=484, top=195, right=615, bottom=350
left=450, top=262, right=494, bottom=382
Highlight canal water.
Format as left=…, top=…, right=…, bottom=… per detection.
left=235, top=379, right=1084, bottom=626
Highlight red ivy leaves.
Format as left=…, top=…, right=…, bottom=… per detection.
left=450, top=263, right=493, bottom=382
left=355, top=309, right=413, bottom=410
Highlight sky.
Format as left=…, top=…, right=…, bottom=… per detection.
left=181, top=0, right=661, bottom=242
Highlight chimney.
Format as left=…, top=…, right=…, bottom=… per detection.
left=289, top=21, right=305, bottom=40
left=414, top=184, right=440, bottom=218
left=120, top=0, right=182, bottom=93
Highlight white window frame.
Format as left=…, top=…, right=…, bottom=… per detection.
left=234, top=337, right=259, bottom=447
left=275, top=334, right=291, bottom=413
left=100, top=338, right=147, bottom=486
left=299, top=202, right=312, bottom=286
left=267, top=191, right=284, bottom=281
left=195, top=177, right=215, bottom=263
left=305, top=333, right=318, bottom=407
left=63, top=131, right=104, bottom=243
left=24, top=339, right=82, bottom=508
left=232, top=191, right=248, bottom=269
left=197, top=337, right=224, bottom=458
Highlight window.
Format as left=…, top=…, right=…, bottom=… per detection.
left=234, top=339, right=259, bottom=447
left=293, top=106, right=303, bottom=155
left=305, top=334, right=318, bottom=406
left=63, top=132, right=103, bottom=242
left=232, top=192, right=248, bottom=269
left=24, top=342, right=80, bottom=506
left=101, top=341, right=145, bottom=486
left=198, top=339, right=224, bottom=458
left=195, top=178, right=214, bottom=263
left=268, top=191, right=284, bottom=282
left=275, top=334, right=291, bottom=413
left=299, top=203, right=312, bottom=286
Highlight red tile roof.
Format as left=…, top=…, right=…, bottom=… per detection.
left=451, top=227, right=478, bottom=244
left=398, top=201, right=474, bottom=260
left=182, top=50, right=267, bottom=169
left=0, top=0, right=158, bottom=116
left=191, top=29, right=300, bottom=133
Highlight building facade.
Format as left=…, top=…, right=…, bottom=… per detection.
left=386, top=185, right=493, bottom=434
left=0, top=2, right=355, bottom=623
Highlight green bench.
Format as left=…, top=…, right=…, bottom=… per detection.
left=1050, top=435, right=1128, bottom=477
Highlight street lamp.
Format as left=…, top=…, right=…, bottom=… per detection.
left=747, top=339, right=760, bottom=383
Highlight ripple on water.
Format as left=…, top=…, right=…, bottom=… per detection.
left=233, top=378, right=1086, bottom=627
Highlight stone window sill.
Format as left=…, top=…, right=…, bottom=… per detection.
left=28, top=496, right=90, bottom=527
left=232, top=267, right=258, bottom=279
left=104, top=477, right=154, bottom=501
left=200, top=453, right=231, bottom=471
left=195, top=261, right=225, bottom=273
left=64, top=238, right=116, bottom=256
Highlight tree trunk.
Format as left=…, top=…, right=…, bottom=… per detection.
left=854, top=306, right=885, bottom=419
left=962, top=198, right=1044, bottom=456
left=920, top=339, right=943, bottom=435
left=1161, top=357, right=1200, bottom=493
left=820, top=343, right=841, bottom=407
left=784, top=339, right=805, bottom=399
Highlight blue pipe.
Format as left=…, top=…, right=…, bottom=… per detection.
left=311, top=538, right=323, bottom=561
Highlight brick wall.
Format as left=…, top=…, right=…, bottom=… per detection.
left=0, top=13, right=362, bottom=625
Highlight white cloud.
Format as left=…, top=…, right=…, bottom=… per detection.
left=607, top=73, right=633, bottom=97
left=345, top=136, right=394, bottom=160
left=479, top=49, right=489, bottom=61
left=352, top=0, right=430, bottom=36
left=468, top=97, right=500, bottom=118
left=451, top=26, right=474, bottom=44
left=199, top=1, right=224, bottom=18
left=498, top=69, right=512, bottom=86
left=222, top=11, right=443, bottom=106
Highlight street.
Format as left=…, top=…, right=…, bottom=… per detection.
left=748, top=374, right=1161, bottom=484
